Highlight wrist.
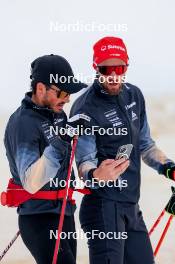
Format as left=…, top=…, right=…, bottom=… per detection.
left=160, top=162, right=175, bottom=181
left=166, top=167, right=175, bottom=181
left=88, top=168, right=98, bottom=180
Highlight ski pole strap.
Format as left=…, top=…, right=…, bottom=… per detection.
left=74, top=188, right=91, bottom=195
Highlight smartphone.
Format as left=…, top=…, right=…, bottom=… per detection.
left=115, top=144, right=133, bottom=160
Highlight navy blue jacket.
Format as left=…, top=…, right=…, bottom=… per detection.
left=71, top=80, right=172, bottom=203
left=4, top=92, right=75, bottom=215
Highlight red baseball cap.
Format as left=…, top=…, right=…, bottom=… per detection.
left=93, top=36, right=129, bottom=69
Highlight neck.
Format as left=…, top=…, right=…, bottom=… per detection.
left=31, top=94, right=44, bottom=107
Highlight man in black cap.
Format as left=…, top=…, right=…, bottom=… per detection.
left=4, top=54, right=88, bottom=264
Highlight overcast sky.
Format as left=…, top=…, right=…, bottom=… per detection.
left=0, top=0, right=175, bottom=112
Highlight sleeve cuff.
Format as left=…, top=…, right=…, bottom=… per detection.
left=83, top=168, right=100, bottom=189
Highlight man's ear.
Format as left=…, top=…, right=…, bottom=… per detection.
left=36, top=82, right=46, bottom=96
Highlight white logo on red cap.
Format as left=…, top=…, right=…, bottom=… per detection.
left=101, top=45, right=125, bottom=52
left=101, top=45, right=107, bottom=51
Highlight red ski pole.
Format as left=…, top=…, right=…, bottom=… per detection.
left=0, top=230, right=20, bottom=261
left=52, top=136, right=78, bottom=264
left=149, top=209, right=166, bottom=236
left=154, top=214, right=173, bottom=257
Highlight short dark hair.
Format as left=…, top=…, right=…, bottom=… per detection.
left=30, top=80, right=38, bottom=94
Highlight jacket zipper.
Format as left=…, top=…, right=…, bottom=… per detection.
left=116, top=95, right=132, bottom=144
left=116, top=94, right=133, bottom=191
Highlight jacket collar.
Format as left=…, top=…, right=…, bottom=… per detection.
left=21, top=92, right=58, bottom=119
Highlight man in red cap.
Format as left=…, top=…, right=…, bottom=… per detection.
left=71, top=37, right=175, bottom=264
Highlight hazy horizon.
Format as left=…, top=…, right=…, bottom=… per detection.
left=1, top=0, right=175, bottom=112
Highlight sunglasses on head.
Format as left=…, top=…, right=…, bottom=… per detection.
left=98, top=65, right=129, bottom=76
left=46, top=86, right=70, bottom=99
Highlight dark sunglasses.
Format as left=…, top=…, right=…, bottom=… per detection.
left=98, top=65, right=129, bottom=76
left=46, top=86, right=70, bottom=99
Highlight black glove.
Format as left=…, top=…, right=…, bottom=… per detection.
left=59, top=113, right=91, bottom=143
left=165, top=186, right=175, bottom=215
left=41, top=120, right=71, bottom=155
left=159, top=162, right=175, bottom=181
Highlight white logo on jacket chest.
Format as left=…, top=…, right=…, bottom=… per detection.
left=131, top=110, right=138, bottom=121
left=125, top=101, right=138, bottom=121
left=53, top=118, right=64, bottom=125
left=104, top=109, right=124, bottom=127
left=125, top=101, right=136, bottom=110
